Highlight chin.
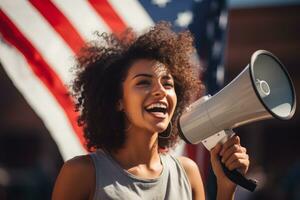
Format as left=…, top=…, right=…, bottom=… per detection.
left=153, top=124, right=168, bottom=133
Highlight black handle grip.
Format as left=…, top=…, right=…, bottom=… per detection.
left=221, top=160, right=257, bottom=192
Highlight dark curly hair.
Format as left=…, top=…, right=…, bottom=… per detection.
left=72, top=22, right=204, bottom=153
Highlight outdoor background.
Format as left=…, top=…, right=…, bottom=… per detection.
left=0, top=0, right=300, bottom=199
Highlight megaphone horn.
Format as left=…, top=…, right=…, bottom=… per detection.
left=178, top=50, right=296, bottom=191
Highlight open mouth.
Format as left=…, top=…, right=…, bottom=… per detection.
left=145, top=103, right=168, bottom=115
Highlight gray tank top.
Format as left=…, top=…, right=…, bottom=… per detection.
left=90, top=150, right=192, bottom=200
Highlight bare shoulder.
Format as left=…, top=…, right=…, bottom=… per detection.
left=52, top=155, right=95, bottom=200
left=177, top=156, right=205, bottom=200
left=64, top=154, right=94, bottom=171
left=177, top=156, right=203, bottom=185
left=177, top=156, right=200, bottom=175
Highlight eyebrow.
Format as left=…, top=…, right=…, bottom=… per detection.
left=132, top=74, right=152, bottom=79
left=132, top=74, right=173, bottom=80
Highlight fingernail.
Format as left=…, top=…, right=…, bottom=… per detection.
left=219, top=148, right=224, bottom=156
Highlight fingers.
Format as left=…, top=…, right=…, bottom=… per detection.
left=219, top=135, right=250, bottom=174
left=210, top=143, right=222, bottom=163
left=210, top=143, right=227, bottom=179
left=221, top=145, right=246, bottom=163
left=211, top=143, right=222, bottom=156
left=223, top=153, right=249, bottom=174
left=220, top=135, right=240, bottom=156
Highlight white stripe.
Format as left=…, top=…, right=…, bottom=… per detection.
left=0, top=41, right=86, bottom=161
left=108, top=0, right=154, bottom=33
left=1, top=0, right=75, bottom=84
left=170, top=141, right=186, bottom=157
left=51, top=0, right=112, bottom=41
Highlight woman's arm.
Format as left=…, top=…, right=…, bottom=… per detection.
left=179, top=134, right=249, bottom=200
left=52, top=155, right=95, bottom=200
left=178, top=156, right=206, bottom=200
left=210, top=135, right=250, bottom=200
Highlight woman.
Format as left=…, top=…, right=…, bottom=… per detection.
left=52, top=22, right=249, bottom=200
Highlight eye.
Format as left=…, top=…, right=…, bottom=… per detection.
left=163, top=81, right=174, bottom=89
left=136, top=80, right=151, bottom=86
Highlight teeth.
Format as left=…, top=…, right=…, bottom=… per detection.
left=146, top=103, right=167, bottom=110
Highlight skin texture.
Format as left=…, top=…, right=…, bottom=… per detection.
left=52, top=59, right=250, bottom=200
left=120, top=60, right=177, bottom=136
left=72, top=22, right=203, bottom=152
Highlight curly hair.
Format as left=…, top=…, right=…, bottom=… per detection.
left=72, top=22, right=204, bottom=153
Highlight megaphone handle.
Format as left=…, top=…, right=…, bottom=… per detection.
left=220, top=160, right=257, bottom=192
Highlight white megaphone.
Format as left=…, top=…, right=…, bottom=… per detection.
left=178, top=50, right=296, bottom=191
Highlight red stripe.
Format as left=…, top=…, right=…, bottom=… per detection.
left=0, top=10, right=86, bottom=148
left=29, top=0, right=85, bottom=54
left=88, top=0, right=127, bottom=34
left=186, top=144, right=197, bottom=161
left=201, top=150, right=210, bottom=183
left=186, top=144, right=210, bottom=183
left=197, top=145, right=210, bottom=183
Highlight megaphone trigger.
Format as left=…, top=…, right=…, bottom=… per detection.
left=221, top=162, right=258, bottom=192
left=202, top=129, right=258, bottom=191
left=216, top=130, right=258, bottom=192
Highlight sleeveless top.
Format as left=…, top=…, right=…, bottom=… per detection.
left=90, top=150, right=192, bottom=200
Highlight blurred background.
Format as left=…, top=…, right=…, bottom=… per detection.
left=225, top=1, right=300, bottom=199
left=0, top=0, right=300, bottom=199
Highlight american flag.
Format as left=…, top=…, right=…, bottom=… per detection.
left=0, top=0, right=227, bottom=182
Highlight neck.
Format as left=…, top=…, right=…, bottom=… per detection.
left=111, top=128, right=161, bottom=169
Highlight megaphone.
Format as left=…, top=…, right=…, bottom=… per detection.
left=178, top=50, right=296, bottom=191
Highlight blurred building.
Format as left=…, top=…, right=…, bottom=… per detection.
left=225, top=2, right=300, bottom=200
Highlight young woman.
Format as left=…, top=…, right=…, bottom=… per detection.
left=52, top=22, right=249, bottom=200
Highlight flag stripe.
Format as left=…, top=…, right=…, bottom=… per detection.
left=0, top=10, right=86, bottom=150
left=0, top=43, right=86, bottom=160
left=1, top=0, right=74, bottom=84
left=1, top=1, right=224, bottom=173
left=196, top=145, right=210, bottom=182
left=186, top=144, right=198, bottom=161
left=29, top=0, right=85, bottom=54
left=51, top=0, right=111, bottom=40
left=108, top=0, right=154, bottom=32
left=88, top=0, right=127, bottom=34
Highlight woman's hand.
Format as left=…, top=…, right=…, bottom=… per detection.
left=210, top=135, right=250, bottom=193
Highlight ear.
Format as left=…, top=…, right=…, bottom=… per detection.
left=116, top=99, right=124, bottom=111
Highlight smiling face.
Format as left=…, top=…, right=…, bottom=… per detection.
left=119, top=59, right=177, bottom=135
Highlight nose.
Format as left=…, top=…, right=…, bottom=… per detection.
left=152, top=82, right=167, bottom=98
